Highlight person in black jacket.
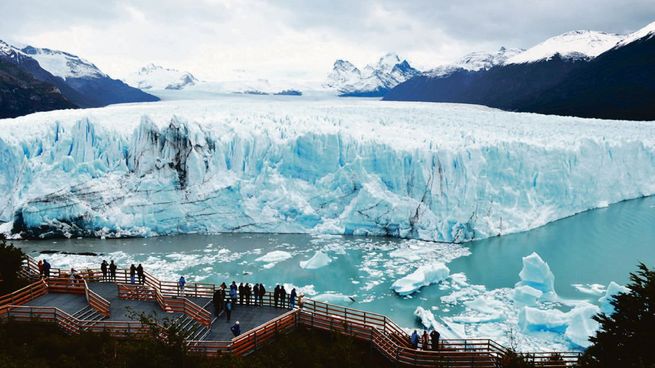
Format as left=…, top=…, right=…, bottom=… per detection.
left=129, top=264, right=136, bottom=284
left=279, top=285, right=287, bottom=308
left=273, top=285, right=280, bottom=308
left=109, top=260, right=117, bottom=281
left=213, top=288, right=223, bottom=316
left=136, top=264, right=144, bottom=284
left=100, top=260, right=108, bottom=281
left=253, top=284, right=260, bottom=306
left=430, top=330, right=440, bottom=350
left=238, top=283, right=244, bottom=305
left=258, top=284, right=266, bottom=306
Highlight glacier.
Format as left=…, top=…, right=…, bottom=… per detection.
left=1, top=98, right=655, bottom=240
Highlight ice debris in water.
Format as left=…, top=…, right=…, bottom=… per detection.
left=598, top=281, right=629, bottom=315
left=299, top=250, right=332, bottom=269
left=391, top=262, right=450, bottom=296
left=414, top=306, right=439, bottom=330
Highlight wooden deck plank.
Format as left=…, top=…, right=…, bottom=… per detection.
left=25, top=293, right=87, bottom=315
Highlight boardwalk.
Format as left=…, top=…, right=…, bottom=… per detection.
left=0, top=256, right=582, bottom=367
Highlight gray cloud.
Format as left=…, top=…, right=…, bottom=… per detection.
left=1, top=0, right=653, bottom=80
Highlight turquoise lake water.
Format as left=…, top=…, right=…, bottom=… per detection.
left=14, top=195, right=655, bottom=350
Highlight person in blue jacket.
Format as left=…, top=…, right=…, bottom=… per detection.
left=225, top=299, right=233, bottom=322
left=410, top=330, right=419, bottom=349
left=231, top=321, right=241, bottom=337
left=289, top=288, right=297, bottom=309
left=229, top=282, right=238, bottom=307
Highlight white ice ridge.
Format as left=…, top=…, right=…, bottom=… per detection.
left=1, top=98, right=655, bottom=240
left=392, top=262, right=450, bottom=296
left=299, top=251, right=331, bottom=269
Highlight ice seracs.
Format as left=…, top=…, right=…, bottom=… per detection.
left=598, top=281, right=629, bottom=314
left=2, top=99, right=655, bottom=241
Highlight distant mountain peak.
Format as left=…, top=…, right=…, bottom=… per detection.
left=506, top=30, right=623, bottom=64
left=19, top=44, right=107, bottom=80
left=426, top=47, right=524, bottom=77
left=325, top=53, right=419, bottom=96
left=126, top=64, right=198, bottom=90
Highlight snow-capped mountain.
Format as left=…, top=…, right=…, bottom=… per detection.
left=324, top=53, right=420, bottom=96
left=20, top=45, right=107, bottom=80
left=0, top=40, right=158, bottom=112
left=385, top=20, right=655, bottom=121
left=125, top=64, right=198, bottom=90
left=426, top=47, right=524, bottom=77
left=506, top=30, right=623, bottom=64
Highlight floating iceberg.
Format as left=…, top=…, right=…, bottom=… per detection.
left=2, top=99, right=655, bottom=240
left=392, top=262, right=450, bottom=296
left=598, top=281, right=629, bottom=315
left=414, top=306, right=439, bottom=330
left=255, top=250, right=292, bottom=268
left=516, top=252, right=556, bottom=296
left=565, top=304, right=601, bottom=348
left=313, top=293, right=355, bottom=305
left=519, top=306, right=569, bottom=333
left=513, top=285, right=543, bottom=305
left=299, top=250, right=332, bottom=269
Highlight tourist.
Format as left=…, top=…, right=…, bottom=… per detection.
left=253, top=284, right=260, bottom=306
left=100, top=260, right=108, bottom=281
left=136, top=264, right=144, bottom=284
left=109, top=260, right=117, bottom=281
left=178, top=276, right=186, bottom=295
left=245, top=283, right=252, bottom=306
left=230, top=321, right=241, bottom=337
left=289, top=288, right=297, bottom=309
left=410, top=330, right=419, bottom=349
left=69, top=268, right=77, bottom=285
left=129, top=264, right=136, bottom=284
left=213, top=287, right=224, bottom=316
left=273, top=285, right=280, bottom=307
left=258, top=283, right=266, bottom=306
left=298, top=292, right=305, bottom=309
left=43, top=259, right=51, bottom=278
left=37, top=260, right=44, bottom=278
left=230, top=282, right=238, bottom=306
left=422, top=330, right=429, bottom=350
left=225, top=299, right=232, bottom=322
left=238, top=282, right=244, bottom=305
left=279, top=285, right=287, bottom=308
left=430, top=330, right=440, bottom=350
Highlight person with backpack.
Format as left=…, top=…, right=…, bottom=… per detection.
left=230, top=282, right=238, bottom=307
left=410, top=330, right=419, bottom=349
left=43, top=259, right=51, bottom=278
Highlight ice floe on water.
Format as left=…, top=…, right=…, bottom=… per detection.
left=391, top=263, right=450, bottom=296
left=255, top=250, right=293, bottom=269
left=299, top=250, right=332, bottom=269
left=571, top=283, right=606, bottom=296
left=598, top=281, right=629, bottom=314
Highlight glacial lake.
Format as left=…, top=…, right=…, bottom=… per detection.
left=13, top=195, right=655, bottom=351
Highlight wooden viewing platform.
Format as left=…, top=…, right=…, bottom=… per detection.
left=0, top=256, right=582, bottom=367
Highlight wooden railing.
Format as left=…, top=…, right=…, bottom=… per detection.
left=0, top=279, right=48, bottom=316
left=84, top=280, right=110, bottom=318
left=13, top=255, right=581, bottom=366
left=46, top=277, right=86, bottom=294
left=165, top=296, right=212, bottom=328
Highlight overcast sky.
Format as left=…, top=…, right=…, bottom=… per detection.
left=1, top=0, right=654, bottom=81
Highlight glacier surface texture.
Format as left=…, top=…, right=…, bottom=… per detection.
left=1, top=98, right=655, bottom=240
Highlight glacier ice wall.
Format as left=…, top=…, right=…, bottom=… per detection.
left=1, top=99, right=655, bottom=241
